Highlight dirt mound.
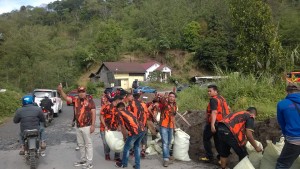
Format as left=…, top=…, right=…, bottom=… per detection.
left=175, top=111, right=282, bottom=167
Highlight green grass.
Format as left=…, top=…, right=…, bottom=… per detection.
left=177, top=73, right=286, bottom=120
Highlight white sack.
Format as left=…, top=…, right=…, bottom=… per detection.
left=234, top=156, right=255, bottom=169
left=105, top=130, right=125, bottom=153
left=173, top=128, right=191, bottom=161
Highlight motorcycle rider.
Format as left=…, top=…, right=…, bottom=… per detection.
left=14, top=95, right=45, bottom=155
left=40, top=93, right=54, bottom=117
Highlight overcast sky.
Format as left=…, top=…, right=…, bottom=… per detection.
left=0, top=0, right=57, bottom=14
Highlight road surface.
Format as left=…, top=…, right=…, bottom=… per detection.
left=0, top=99, right=214, bottom=169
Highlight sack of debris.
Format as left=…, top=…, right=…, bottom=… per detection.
left=105, top=130, right=125, bottom=153
left=173, top=128, right=191, bottom=161
left=246, top=140, right=264, bottom=169
left=260, top=138, right=300, bottom=169
left=234, top=156, right=255, bottom=169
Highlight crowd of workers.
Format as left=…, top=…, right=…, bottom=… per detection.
left=13, top=82, right=300, bottom=169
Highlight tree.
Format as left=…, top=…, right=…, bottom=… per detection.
left=229, top=0, right=285, bottom=74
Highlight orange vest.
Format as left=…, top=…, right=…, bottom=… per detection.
left=221, top=111, right=254, bottom=146
left=206, top=95, right=230, bottom=123
left=159, top=102, right=177, bottom=128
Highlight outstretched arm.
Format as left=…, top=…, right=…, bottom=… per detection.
left=57, top=83, right=72, bottom=103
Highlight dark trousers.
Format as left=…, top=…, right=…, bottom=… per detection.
left=203, top=123, right=221, bottom=159
left=276, top=141, right=300, bottom=169
left=217, top=124, right=247, bottom=161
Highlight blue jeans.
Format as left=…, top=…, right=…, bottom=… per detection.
left=121, top=131, right=145, bottom=169
left=100, top=131, right=120, bottom=158
left=160, top=126, right=173, bottom=161
left=276, top=140, right=300, bottom=169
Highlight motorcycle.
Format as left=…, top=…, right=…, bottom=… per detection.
left=41, top=107, right=53, bottom=127
left=23, top=129, right=40, bottom=169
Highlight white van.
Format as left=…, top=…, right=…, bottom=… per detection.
left=33, top=89, right=63, bottom=117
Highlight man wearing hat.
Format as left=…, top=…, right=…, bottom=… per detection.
left=58, top=84, right=96, bottom=169
left=276, top=83, right=300, bottom=169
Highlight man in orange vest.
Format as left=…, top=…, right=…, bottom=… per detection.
left=217, top=107, right=262, bottom=169
left=200, top=85, right=230, bottom=163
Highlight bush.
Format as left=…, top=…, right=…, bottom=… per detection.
left=0, top=90, right=23, bottom=123
left=86, top=81, right=97, bottom=95
left=177, top=73, right=286, bottom=120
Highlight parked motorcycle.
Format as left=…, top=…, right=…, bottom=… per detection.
left=23, top=129, right=40, bottom=169
left=41, top=107, right=53, bottom=127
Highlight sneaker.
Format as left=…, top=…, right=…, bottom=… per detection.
left=40, top=151, right=46, bottom=157
left=75, top=146, right=80, bottom=151
left=163, top=160, right=169, bottom=167
left=199, top=157, right=212, bottom=163
left=105, top=154, right=111, bottom=161
left=82, top=164, right=93, bottom=169
left=19, top=150, right=25, bottom=155
left=74, top=161, right=87, bottom=167
left=115, top=161, right=125, bottom=168
left=114, top=158, right=122, bottom=163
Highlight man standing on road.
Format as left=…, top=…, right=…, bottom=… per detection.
left=200, top=84, right=230, bottom=163
left=100, top=96, right=122, bottom=161
left=127, top=93, right=149, bottom=158
left=217, top=107, right=262, bottom=169
left=58, top=84, right=96, bottom=169
left=159, top=92, right=177, bottom=167
left=276, top=83, right=300, bottom=169
left=115, top=102, right=146, bottom=169
left=14, top=95, right=45, bottom=155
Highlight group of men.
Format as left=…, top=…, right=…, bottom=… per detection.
left=13, top=82, right=300, bottom=169
left=57, top=84, right=177, bottom=169
left=200, top=84, right=300, bottom=169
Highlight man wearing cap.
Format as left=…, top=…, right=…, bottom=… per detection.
left=276, top=83, right=300, bottom=169
left=58, top=84, right=96, bottom=169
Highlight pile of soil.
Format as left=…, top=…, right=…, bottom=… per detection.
left=175, top=110, right=282, bottom=167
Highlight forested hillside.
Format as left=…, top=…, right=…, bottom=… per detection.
left=0, top=0, right=299, bottom=92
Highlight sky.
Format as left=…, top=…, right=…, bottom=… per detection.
left=0, top=0, right=57, bottom=14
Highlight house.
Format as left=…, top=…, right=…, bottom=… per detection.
left=89, top=61, right=172, bottom=89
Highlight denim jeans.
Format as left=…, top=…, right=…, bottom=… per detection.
left=276, top=140, right=300, bottom=169
left=121, top=131, right=145, bottom=169
left=160, top=126, right=173, bottom=161
left=100, top=131, right=120, bottom=159
left=203, top=123, right=221, bottom=159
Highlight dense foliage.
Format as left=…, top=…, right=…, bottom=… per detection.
left=0, top=0, right=299, bottom=93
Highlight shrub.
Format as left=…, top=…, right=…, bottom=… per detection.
left=0, top=90, right=23, bottom=123
left=86, top=81, right=97, bottom=95
left=177, top=73, right=286, bottom=120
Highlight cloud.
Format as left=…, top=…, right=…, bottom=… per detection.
left=0, top=0, right=57, bottom=14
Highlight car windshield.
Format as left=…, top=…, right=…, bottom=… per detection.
left=137, top=86, right=143, bottom=89
left=34, top=91, right=53, bottom=98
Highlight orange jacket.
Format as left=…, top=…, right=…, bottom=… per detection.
left=221, top=111, right=254, bottom=146
left=206, top=95, right=230, bottom=123
left=159, top=102, right=177, bottom=128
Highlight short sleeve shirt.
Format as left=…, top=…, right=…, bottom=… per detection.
left=209, top=98, right=218, bottom=111
left=74, top=98, right=95, bottom=127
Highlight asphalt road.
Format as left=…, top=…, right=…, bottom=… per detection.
left=0, top=99, right=214, bottom=169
